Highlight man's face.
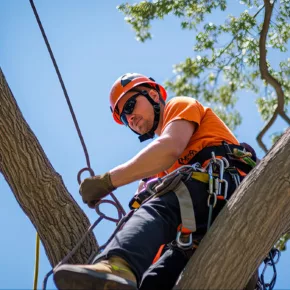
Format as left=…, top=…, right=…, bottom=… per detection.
left=117, top=88, right=159, bottom=135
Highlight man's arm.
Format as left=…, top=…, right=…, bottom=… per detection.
left=110, top=120, right=197, bottom=187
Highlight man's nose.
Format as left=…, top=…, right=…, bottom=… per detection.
left=127, top=114, right=135, bottom=126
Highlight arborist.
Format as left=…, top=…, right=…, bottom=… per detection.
left=53, top=73, right=257, bottom=290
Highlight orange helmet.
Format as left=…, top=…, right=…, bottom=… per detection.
left=109, top=73, right=167, bottom=124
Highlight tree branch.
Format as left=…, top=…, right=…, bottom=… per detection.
left=176, top=128, right=290, bottom=289
left=257, top=109, right=278, bottom=152
left=259, top=0, right=284, bottom=111
left=280, top=110, right=290, bottom=125
left=0, top=68, right=98, bottom=266
left=257, top=0, right=289, bottom=152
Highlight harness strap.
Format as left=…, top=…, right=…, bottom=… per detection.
left=152, top=244, right=166, bottom=264
left=152, top=174, right=197, bottom=233
left=189, top=144, right=254, bottom=174
left=129, top=172, right=217, bottom=210
left=191, top=171, right=218, bottom=183
left=173, top=181, right=196, bottom=233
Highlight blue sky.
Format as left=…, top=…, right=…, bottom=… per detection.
left=0, top=1, right=289, bottom=289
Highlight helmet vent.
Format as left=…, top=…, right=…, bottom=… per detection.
left=120, top=73, right=142, bottom=87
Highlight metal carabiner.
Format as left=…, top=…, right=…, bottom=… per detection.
left=214, top=158, right=224, bottom=195
left=219, top=179, right=228, bottom=200
left=212, top=157, right=229, bottom=199
left=208, top=162, right=214, bottom=195
left=233, top=173, right=240, bottom=188
left=222, top=157, right=230, bottom=169
left=176, top=231, right=193, bottom=248
left=214, top=177, right=219, bottom=195
left=207, top=193, right=217, bottom=208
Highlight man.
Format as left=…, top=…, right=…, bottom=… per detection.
left=53, top=73, right=256, bottom=290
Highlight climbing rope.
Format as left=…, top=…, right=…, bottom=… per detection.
left=28, top=1, right=126, bottom=289
left=257, top=248, right=281, bottom=290
left=33, top=233, right=40, bottom=290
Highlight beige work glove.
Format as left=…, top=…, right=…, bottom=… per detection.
left=79, top=172, right=116, bottom=208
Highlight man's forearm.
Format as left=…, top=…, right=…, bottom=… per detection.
left=109, top=137, right=178, bottom=187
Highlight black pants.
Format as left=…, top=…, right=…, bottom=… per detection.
left=93, top=172, right=240, bottom=289
left=139, top=243, right=192, bottom=290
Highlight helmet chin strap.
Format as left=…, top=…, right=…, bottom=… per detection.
left=128, top=91, right=161, bottom=142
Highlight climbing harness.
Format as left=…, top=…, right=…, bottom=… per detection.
left=128, top=148, right=238, bottom=253
left=128, top=144, right=280, bottom=290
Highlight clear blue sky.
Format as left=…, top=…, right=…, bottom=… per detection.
left=0, top=1, right=289, bottom=289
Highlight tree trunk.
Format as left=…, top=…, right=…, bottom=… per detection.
left=176, top=128, right=290, bottom=289
left=0, top=68, right=97, bottom=266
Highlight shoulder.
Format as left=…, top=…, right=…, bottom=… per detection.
left=164, top=96, right=205, bottom=116
left=166, top=96, right=199, bottom=107
left=161, top=96, right=205, bottom=133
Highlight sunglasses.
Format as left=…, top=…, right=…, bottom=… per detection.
left=120, top=92, right=141, bottom=126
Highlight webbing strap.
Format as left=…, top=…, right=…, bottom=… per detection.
left=191, top=171, right=218, bottom=183
left=189, top=144, right=253, bottom=174
left=173, top=181, right=196, bottom=233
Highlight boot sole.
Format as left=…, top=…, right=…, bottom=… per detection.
left=53, top=265, right=138, bottom=290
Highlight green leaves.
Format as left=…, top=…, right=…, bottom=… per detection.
left=117, top=0, right=227, bottom=42
left=276, top=233, right=290, bottom=251
left=256, top=95, right=278, bottom=121
left=118, top=0, right=290, bottom=132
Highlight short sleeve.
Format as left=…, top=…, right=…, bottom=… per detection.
left=161, top=96, right=204, bottom=134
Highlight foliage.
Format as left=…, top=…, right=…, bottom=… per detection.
left=270, top=130, right=284, bottom=144
left=118, top=0, right=290, bottom=131
left=276, top=233, right=290, bottom=251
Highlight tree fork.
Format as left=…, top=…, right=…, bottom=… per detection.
left=176, top=128, right=290, bottom=289
left=0, top=68, right=97, bottom=266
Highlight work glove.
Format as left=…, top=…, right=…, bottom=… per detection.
left=79, top=172, right=116, bottom=208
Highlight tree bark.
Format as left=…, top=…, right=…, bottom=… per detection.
left=0, top=68, right=97, bottom=266
left=176, top=128, right=290, bottom=289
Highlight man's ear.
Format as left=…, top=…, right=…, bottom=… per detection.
left=149, top=89, right=160, bottom=102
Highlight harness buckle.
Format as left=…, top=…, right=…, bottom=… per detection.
left=176, top=231, right=193, bottom=249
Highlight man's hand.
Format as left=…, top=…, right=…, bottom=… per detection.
left=79, top=172, right=116, bottom=208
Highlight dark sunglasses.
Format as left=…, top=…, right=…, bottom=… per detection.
left=120, top=92, right=141, bottom=126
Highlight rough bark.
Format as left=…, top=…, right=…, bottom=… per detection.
left=176, top=128, right=290, bottom=289
left=0, top=68, right=97, bottom=266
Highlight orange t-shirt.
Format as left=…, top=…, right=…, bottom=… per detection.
left=156, top=96, right=239, bottom=177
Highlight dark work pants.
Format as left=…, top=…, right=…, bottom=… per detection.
left=93, top=172, right=241, bottom=289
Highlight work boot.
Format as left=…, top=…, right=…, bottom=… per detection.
left=53, top=256, right=138, bottom=290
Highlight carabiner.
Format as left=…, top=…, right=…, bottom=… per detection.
left=176, top=231, right=193, bottom=248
